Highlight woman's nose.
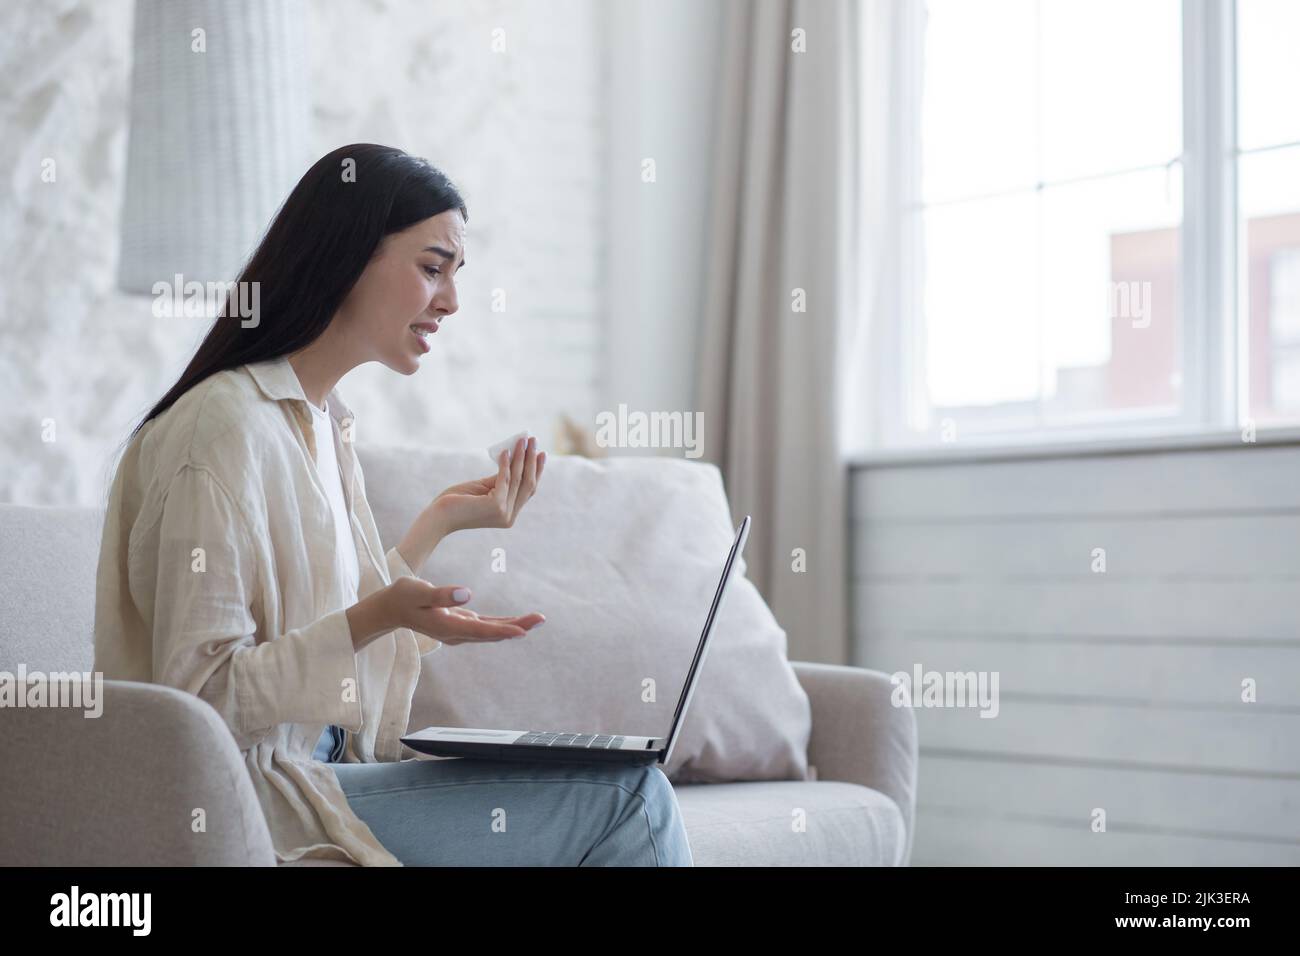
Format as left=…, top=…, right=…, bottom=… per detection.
left=432, top=286, right=458, bottom=317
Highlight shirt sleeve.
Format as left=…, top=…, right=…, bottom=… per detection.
left=385, top=544, right=416, bottom=581
left=149, top=462, right=364, bottom=745
left=384, top=544, right=444, bottom=656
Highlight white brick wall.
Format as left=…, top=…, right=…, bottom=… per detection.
left=0, top=0, right=609, bottom=506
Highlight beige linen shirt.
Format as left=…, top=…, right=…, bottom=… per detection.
left=93, top=354, right=442, bottom=866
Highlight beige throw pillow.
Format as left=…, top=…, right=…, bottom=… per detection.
left=359, top=445, right=812, bottom=783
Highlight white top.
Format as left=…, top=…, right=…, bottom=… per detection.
left=306, top=397, right=360, bottom=604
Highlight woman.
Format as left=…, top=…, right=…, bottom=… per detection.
left=93, top=144, right=694, bottom=867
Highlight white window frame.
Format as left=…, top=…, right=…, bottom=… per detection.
left=870, top=0, right=1272, bottom=457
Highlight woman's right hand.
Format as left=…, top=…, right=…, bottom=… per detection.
left=381, top=575, right=545, bottom=646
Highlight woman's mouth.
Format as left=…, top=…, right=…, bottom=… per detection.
left=410, top=322, right=438, bottom=352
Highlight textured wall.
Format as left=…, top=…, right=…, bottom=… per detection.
left=0, top=0, right=608, bottom=507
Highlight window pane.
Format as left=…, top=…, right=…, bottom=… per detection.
left=909, top=2, right=1185, bottom=442
left=1039, top=167, right=1183, bottom=421
left=921, top=194, right=1040, bottom=413
left=1241, top=146, right=1300, bottom=424
left=917, top=172, right=1183, bottom=435
left=1039, top=0, right=1182, bottom=181
left=1237, top=0, right=1300, bottom=152
left=922, top=0, right=1037, bottom=203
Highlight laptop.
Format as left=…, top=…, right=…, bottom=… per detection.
left=401, top=515, right=752, bottom=766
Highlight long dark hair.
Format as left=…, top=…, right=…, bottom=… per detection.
left=127, top=143, right=467, bottom=442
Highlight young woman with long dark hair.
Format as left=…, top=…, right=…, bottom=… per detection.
left=93, top=144, right=693, bottom=866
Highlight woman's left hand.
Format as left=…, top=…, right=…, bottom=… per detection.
left=433, top=435, right=545, bottom=535
left=397, top=436, right=546, bottom=573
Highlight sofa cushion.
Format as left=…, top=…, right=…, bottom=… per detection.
left=278, top=781, right=902, bottom=867
left=675, top=781, right=906, bottom=866
left=358, top=445, right=812, bottom=784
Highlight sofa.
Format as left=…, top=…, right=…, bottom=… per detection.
left=0, top=445, right=917, bottom=866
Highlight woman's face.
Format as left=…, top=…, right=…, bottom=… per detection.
left=336, top=209, right=466, bottom=374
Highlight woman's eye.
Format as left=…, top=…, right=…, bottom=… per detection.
left=423, top=265, right=441, bottom=278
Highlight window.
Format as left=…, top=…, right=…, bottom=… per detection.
left=1239, top=0, right=1300, bottom=425
left=878, top=0, right=1300, bottom=448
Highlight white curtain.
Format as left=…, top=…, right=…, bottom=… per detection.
left=842, top=0, right=921, bottom=458
left=699, top=0, right=880, bottom=664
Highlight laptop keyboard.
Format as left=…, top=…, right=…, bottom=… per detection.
left=517, top=732, right=626, bottom=749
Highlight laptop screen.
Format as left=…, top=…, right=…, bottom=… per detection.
left=661, top=515, right=752, bottom=761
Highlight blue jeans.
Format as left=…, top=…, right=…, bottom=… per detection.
left=312, top=725, right=693, bottom=866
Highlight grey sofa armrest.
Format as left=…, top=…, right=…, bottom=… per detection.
left=0, top=679, right=277, bottom=866
left=792, top=662, right=919, bottom=866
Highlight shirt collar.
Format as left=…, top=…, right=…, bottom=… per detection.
left=245, top=354, right=356, bottom=425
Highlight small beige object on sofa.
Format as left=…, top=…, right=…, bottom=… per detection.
left=0, top=446, right=917, bottom=866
